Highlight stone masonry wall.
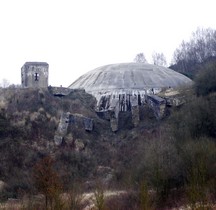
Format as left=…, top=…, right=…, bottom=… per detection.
left=21, top=62, right=49, bottom=88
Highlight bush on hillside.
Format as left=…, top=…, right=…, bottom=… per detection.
left=171, top=95, right=216, bottom=140
left=194, top=62, right=216, bottom=96
left=180, top=138, right=216, bottom=207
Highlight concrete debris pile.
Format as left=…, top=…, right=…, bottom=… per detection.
left=95, top=91, right=166, bottom=131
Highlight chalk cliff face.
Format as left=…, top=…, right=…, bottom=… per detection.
left=69, top=63, right=192, bottom=97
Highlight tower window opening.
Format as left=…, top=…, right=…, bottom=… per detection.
left=34, top=73, right=39, bottom=81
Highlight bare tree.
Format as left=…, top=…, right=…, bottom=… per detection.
left=152, top=52, right=167, bottom=66
left=0, top=79, right=10, bottom=88
left=134, top=53, right=147, bottom=63
left=173, top=27, right=216, bottom=66
left=33, top=156, right=62, bottom=209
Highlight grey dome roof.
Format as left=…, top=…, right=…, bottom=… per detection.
left=69, top=63, right=192, bottom=94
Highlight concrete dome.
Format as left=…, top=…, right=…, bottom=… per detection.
left=69, top=63, right=192, bottom=131
left=69, top=63, right=192, bottom=96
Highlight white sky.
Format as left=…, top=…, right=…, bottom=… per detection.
left=0, top=0, right=216, bottom=87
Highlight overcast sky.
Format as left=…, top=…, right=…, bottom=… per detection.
left=0, top=0, right=216, bottom=87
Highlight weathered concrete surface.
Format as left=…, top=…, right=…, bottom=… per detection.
left=54, top=112, right=70, bottom=145
left=69, top=114, right=94, bottom=131
left=110, top=113, right=118, bottom=132
left=69, top=63, right=192, bottom=130
left=130, top=95, right=140, bottom=127
left=54, top=112, right=94, bottom=145
left=21, top=62, right=49, bottom=88
left=158, top=88, right=186, bottom=107
left=131, top=106, right=140, bottom=127
left=146, top=95, right=166, bottom=119
left=83, top=117, right=94, bottom=131
left=108, top=98, right=120, bottom=132
left=69, top=63, right=192, bottom=97
left=48, top=86, right=86, bottom=97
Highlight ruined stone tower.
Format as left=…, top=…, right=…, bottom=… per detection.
left=21, top=62, right=49, bottom=88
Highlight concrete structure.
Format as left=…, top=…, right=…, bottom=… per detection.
left=21, top=62, right=49, bottom=88
left=146, top=95, right=166, bottom=119
left=69, top=62, right=192, bottom=100
left=69, top=63, right=192, bottom=131
left=54, top=112, right=94, bottom=146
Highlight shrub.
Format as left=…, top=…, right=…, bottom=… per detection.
left=171, top=95, right=216, bottom=140
left=33, top=156, right=63, bottom=209
left=94, top=185, right=105, bottom=210
left=180, top=138, right=216, bottom=207
left=67, top=185, right=83, bottom=210
left=194, top=62, right=216, bottom=96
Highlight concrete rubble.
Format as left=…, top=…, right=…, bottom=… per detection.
left=54, top=112, right=93, bottom=146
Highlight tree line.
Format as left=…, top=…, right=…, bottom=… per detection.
left=134, top=27, right=216, bottom=76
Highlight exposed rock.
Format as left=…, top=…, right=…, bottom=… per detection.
left=0, top=96, right=7, bottom=111
left=38, top=89, right=46, bottom=104
left=64, top=133, right=74, bottom=146
left=96, top=166, right=114, bottom=187
left=83, top=117, right=94, bottom=131
left=166, top=96, right=185, bottom=106
left=54, top=135, right=63, bottom=146
left=74, top=139, right=85, bottom=151
left=0, top=180, right=6, bottom=192
left=146, top=95, right=166, bottom=119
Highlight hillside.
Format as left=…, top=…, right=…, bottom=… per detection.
left=1, top=61, right=216, bottom=209
left=0, top=88, right=156, bottom=188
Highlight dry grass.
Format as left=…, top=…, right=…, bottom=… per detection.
left=1, top=191, right=216, bottom=210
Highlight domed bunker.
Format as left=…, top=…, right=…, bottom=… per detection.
left=69, top=63, right=192, bottom=131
